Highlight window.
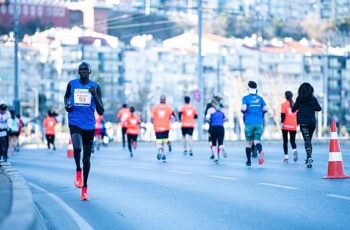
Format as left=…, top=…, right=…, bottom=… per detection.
left=30, top=5, right=35, bottom=16
left=1, top=5, right=6, bottom=14
left=37, top=6, right=43, bottom=17
left=23, top=5, right=28, bottom=16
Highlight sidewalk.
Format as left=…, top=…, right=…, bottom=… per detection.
left=0, top=168, right=11, bottom=224
left=0, top=160, right=42, bottom=230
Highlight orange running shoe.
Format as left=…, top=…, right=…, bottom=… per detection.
left=81, top=187, right=89, bottom=201
left=75, top=171, right=83, bottom=188
left=258, top=151, right=265, bottom=165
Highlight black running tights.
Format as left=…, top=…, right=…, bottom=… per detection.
left=299, top=123, right=316, bottom=159
left=282, top=130, right=296, bottom=155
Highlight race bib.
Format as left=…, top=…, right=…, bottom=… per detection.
left=0, top=131, right=7, bottom=137
left=130, top=119, right=137, bottom=125
left=74, top=89, right=91, bottom=106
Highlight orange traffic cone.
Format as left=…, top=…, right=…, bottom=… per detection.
left=323, top=119, right=350, bottom=179
left=67, top=139, right=74, bottom=158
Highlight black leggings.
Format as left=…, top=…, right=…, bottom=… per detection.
left=69, top=125, right=94, bottom=187
left=299, top=123, right=316, bottom=159
left=127, top=134, right=138, bottom=153
left=282, top=130, right=296, bottom=155
left=210, top=126, right=225, bottom=146
left=0, top=135, right=9, bottom=159
left=122, top=127, right=127, bottom=146
left=45, top=134, right=55, bottom=149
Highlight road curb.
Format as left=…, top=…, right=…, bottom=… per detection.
left=0, top=161, right=37, bottom=230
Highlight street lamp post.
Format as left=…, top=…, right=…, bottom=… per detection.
left=13, top=0, right=20, bottom=114
left=197, top=0, right=204, bottom=140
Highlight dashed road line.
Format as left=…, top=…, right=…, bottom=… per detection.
left=210, top=175, right=237, bottom=181
left=259, top=182, right=300, bottom=190
left=326, top=194, right=350, bottom=201
left=28, top=183, right=94, bottom=230
left=168, top=170, right=192, bottom=175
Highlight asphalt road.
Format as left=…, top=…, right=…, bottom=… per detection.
left=9, top=141, right=350, bottom=230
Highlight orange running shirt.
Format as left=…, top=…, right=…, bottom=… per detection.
left=117, top=108, right=131, bottom=128
left=281, top=100, right=297, bottom=131
left=125, top=114, right=141, bottom=135
left=151, top=103, right=174, bottom=132
left=179, top=104, right=197, bottom=128
left=43, top=116, right=57, bottom=135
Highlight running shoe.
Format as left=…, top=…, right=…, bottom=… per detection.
left=209, top=154, right=214, bottom=160
left=306, top=158, right=313, bottom=168
left=130, top=152, right=133, bottom=158
left=293, top=149, right=298, bottom=162
left=222, top=149, right=227, bottom=158
left=283, top=158, right=289, bottom=163
left=183, top=150, right=188, bottom=156
left=75, top=171, right=83, bottom=188
left=245, top=161, right=251, bottom=167
left=189, top=150, right=193, bottom=156
left=213, top=159, right=219, bottom=164
left=258, top=151, right=265, bottom=165
left=81, top=187, right=89, bottom=201
left=162, top=154, right=167, bottom=163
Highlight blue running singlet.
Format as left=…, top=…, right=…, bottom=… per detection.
left=68, top=79, right=98, bottom=130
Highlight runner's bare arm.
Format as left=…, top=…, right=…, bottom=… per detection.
left=89, top=85, right=104, bottom=115
left=64, top=83, right=73, bottom=112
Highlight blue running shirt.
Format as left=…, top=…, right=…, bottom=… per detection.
left=68, top=79, right=98, bottom=130
left=242, top=94, right=266, bottom=125
left=210, top=110, right=225, bottom=126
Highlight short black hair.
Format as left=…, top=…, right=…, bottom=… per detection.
left=122, top=103, right=128, bottom=108
left=130, top=106, right=135, bottom=113
left=248, top=81, right=257, bottom=89
left=78, top=62, right=91, bottom=72
left=184, top=96, right=190, bottom=103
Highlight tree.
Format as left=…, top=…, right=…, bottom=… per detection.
left=300, top=13, right=335, bottom=43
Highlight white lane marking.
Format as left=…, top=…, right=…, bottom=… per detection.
left=326, top=194, right=350, bottom=201
left=168, top=170, right=192, bottom=175
left=210, top=175, right=237, bottom=181
left=130, top=166, right=153, bottom=170
left=28, top=183, right=94, bottom=230
left=259, top=182, right=300, bottom=190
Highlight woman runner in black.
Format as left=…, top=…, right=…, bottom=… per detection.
left=292, top=83, right=321, bottom=168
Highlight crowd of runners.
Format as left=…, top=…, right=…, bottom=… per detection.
left=0, top=61, right=322, bottom=201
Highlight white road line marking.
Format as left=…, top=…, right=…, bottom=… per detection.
left=259, top=182, right=300, bottom=190
left=28, top=183, right=94, bottom=230
left=210, top=175, right=237, bottom=181
left=168, top=170, right=192, bottom=175
left=326, top=194, right=350, bottom=201
left=130, top=166, right=153, bottom=170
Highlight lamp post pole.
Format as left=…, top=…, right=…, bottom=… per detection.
left=13, top=0, right=20, bottom=114
left=197, top=0, right=204, bottom=140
